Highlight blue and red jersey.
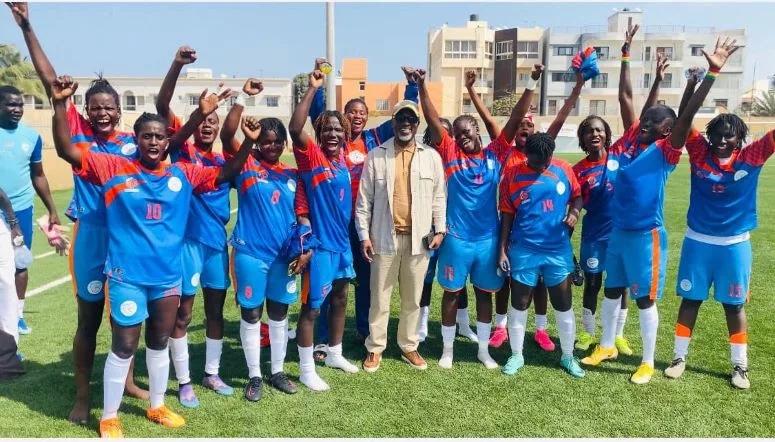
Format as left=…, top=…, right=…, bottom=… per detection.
left=231, top=156, right=298, bottom=262
left=572, top=150, right=620, bottom=242
left=65, top=102, right=138, bottom=223
left=293, top=138, right=351, bottom=253
left=685, top=129, right=775, bottom=237
left=499, top=158, right=581, bottom=252
left=74, top=151, right=219, bottom=286
left=437, top=131, right=511, bottom=240
left=609, top=121, right=683, bottom=231
left=168, top=114, right=232, bottom=250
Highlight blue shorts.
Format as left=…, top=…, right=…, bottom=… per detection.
left=231, top=250, right=297, bottom=309
left=424, top=248, right=438, bottom=285
left=105, top=277, right=181, bottom=327
left=302, top=249, right=354, bottom=309
left=508, top=245, right=573, bottom=288
left=437, top=235, right=504, bottom=292
left=70, top=220, right=108, bottom=302
left=676, top=237, right=752, bottom=305
left=580, top=237, right=608, bottom=274
left=605, top=227, right=668, bottom=301
left=181, top=240, right=230, bottom=296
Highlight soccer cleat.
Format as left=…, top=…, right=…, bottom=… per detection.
left=477, top=351, right=499, bottom=370
left=663, top=358, right=686, bottom=379
left=571, top=256, right=584, bottom=287
left=502, top=353, right=524, bottom=376
left=438, top=347, right=453, bottom=369
left=488, top=326, right=509, bottom=348
left=615, top=336, right=634, bottom=356
left=457, top=324, right=479, bottom=343
left=630, top=363, right=655, bottom=384
left=18, top=318, right=30, bottom=335
left=16, top=352, right=23, bottom=362
left=730, top=366, right=750, bottom=390
left=269, top=372, right=297, bottom=394
left=99, top=417, right=123, bottom=438
left=177, top=383, right=199, bottom=409
left=580, top=345, right=618, bottom=366
left=202, top=374, right=233, bottom=396
left=560, top=355, right=585, bottom=378
left=244, top=377, right=264, bottom=402
left=534, top=329, right=556, bottom=352
left=575, top=332, right=597, bottom=351
left=146, top=405, right=185, bottom=428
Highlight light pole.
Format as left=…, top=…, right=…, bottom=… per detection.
left=326, top=1, right=336, bottom=111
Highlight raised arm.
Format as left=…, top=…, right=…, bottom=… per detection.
left=168, top=87, right=233, bottom=153
left=501, top=64, right=544, bottom=143
left=640, top=52, right=669, bottom=119
left=678, top=67, right=700, bottom=117
left=372, top=66, right=419, bottom=143
left=671, top=38, right=739, bottom=148
left=547, top=73, right=584, bottom=139
left=220, top=78, right=263, bottom=157
left=464, top=70, right=500, bottom=139
left=619, top=23, right=639, bottom=130
left=156, top=46, right=197, bottom=124
left=7, top=2, right=56, bottom=98
left=416, top=68, right=446, bottom=147
left=50, top=76, right=82, bottom=167
left=215, top=116, right=259, bottom=186
left=290, top=70, right=325, bottom=150
left=308, top=58, right=330, bottom=124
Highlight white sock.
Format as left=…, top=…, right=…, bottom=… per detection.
left=420, top=306, right=430, bottom=321
left=535, top=314, right=547, bottom=331
left=325, top=343, right=358, bottom=373
left=639, top=305, right=659, bottom=366
left=600, top=296, right=621, bottom=349
left=168, top=335, right=191, bottom=385
left=456, top=308, right=471, bottom=328
left=204, top=337, right=222, bottom=376
left=674, top=336, right=691, bottom=360
left=616, top=308, right=628, bottom=338
left=441, top=325, right=456, bottom=347
left=555, top=309, right=576, bottom=357
left=17, top=299, right=23, bottom=319
left=298, top=345, right=329, bottom=391
left=417, top=307, right=430, bottom=341
left=507, top=307, right=528, bottom=355
left=101, top=352, right=132, bottom=420
left=476, top=321, right=498, bottom=368
left=240, top=319, right=261, bottom=379
left=268, top=318, right=288, bottom=375
left=146, top=347, right=170, bottom=410
left=731, top=343, right=748, bottom=369
left=582, top=308, right=596, bottom=336
left=439, top=325, right=456, bottom=369
left=495, top=313, right=507, bottom=328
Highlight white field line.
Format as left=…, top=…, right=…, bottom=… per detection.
left=34, top=250, right=56, bottom=259
left=27, top=275, right=71, bottom=297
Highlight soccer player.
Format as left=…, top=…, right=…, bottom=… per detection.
left=497, top=131, right=584, bottom=378
left=664, top=68, right=765, bottom=390
left=289, top=68, right=358, bottom=391
left=308, top=59, right=418, bottom=360
left=8, top=2, right=147, bottom=424
left=573, top=52, right=671, bottom=352
left=156, top=46, right=236, bottom=408
left=50, top=76, right=255, bottom=437
left=581, top=36, right=739, bottom=384
left=0, top=85, right=60, bottom=336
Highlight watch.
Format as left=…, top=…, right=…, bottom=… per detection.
left=12, top=235, right=24, bottom=247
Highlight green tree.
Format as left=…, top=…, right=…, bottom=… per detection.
left=752, top=90, right=775, bottom=117
left=491, top=92, right=519, bottom=116
left=0, top=44, right=45, bottom=99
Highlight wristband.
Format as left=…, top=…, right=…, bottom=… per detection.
left=235, top=92, right=249, bottom=107
left=526, top=78, right=538, bottom=91
left=705, top=67, right=720, bottom=80
left=621, top=54, right=631, bottom=64
left=7, top=218, right=19, bottom=227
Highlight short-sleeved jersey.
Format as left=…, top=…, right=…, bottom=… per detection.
left=572, top=150, right=620, bottom=242
left=438, top=131, right=510, bottom=240
left=609, top=121, right=683, bottom=231
left=685, top=129, right=775, bottom=236
left=75, top=151, right=219, bottom=286
left=65, top=102, right=138, bottom=223
left=0, top=122, right=43, bottom=211
left=168, top=114, right=231, bottom=250
left=293, top=138, right=351, bottom=253
left=499, top=158, right=581, bottom=252
left=231, top=157, right=298, bottom=262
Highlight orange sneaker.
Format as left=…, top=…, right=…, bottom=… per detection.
left=146, top=405, right=185, bottom=428
left=99, top=417, right=123, bottom=438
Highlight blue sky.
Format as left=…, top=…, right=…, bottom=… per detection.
left=1, top=2, right=773, bottom=85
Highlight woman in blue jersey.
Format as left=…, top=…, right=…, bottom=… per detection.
left=664, top=67, right=770, bottom=390
left=50, top=76, right=255, bottom=437
left=8, top=2, right=147, bottom=424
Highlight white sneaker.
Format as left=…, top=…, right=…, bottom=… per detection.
left=477, top=351, right=499, bottom=369
left=438, top=347, right=453, bottom=369
left=300, top=371, right=330, bottom=391
left=325, top=354, right=359, bottom=373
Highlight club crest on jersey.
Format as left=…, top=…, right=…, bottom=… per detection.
left=487, top=158, right=495, bottom=170
left=87, top=280, right=103, bottom=295
left=348, top=150, right=365, bottom=164
left=519, top=190, right=530, bottom=204
left=286, top=280, right=297, bottom=294
left=587, top=176, right=598, bottom=188
left=191, top=273, right=201, bottom=287
left=607, top=159, right=619, bottom=171
left=168, top=176, right=183, bottom=192
left=680, top=279, right=692, bottom=292
left=556, top=182, right=566, bottom=195
left=734, top=170, right=748, bottom=181
left=120, top=300, right=138, bottom=317
left=124, top=177, right=140, bottom=192
left=20, top=142, right=30, bottom=153
left=586, top=258, right=599, bottom=270
left=121, top=143, right=138, bottom=156
left=287, top=179, right=297, bottom=192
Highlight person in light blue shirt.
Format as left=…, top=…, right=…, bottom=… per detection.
left=0, top=85, right=60, bottom=335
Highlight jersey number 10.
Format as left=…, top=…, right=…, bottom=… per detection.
left=146, top=203, right=162, bottom=220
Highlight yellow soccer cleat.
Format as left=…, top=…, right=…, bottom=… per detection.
left=630, top=363, right=655, bottom=384
left=146, top=405, right=185, bottom=428
left=99, top=417, right=123, bottom=438
left=580, top=345, right=618, bottom=366
left=615, top=336, right=634, bottom=356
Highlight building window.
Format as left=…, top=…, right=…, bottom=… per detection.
left=643, top=73, right=651, bottom=89
left=548, top=99, right=557, bottom=115
left=359, top=81, right=366, bottom=91
left=266, top=96, right=279, bottom=107
left=496, top=40, right=513, bottom=61
left=663, top=73, right=673, bottom=88
left=690, top=45, right=704, bottom=56
left=594, top=46, right=609, bottom=60
left=517, top=41, right=539, bottom=59
left=445, top=40, right=477, bottom=59
left=24, top=95, right=45, bottom=109
left=656, top=47, right=674, bottom=60
left=73, top=95, right=83, bottom=106
left=150, top=94, right=158, bottom=106
left=123, top=92, right=136, bottom=111
left=590, top=100, right=606, bottom=115
left=485, top=41, right=494, bottom=60
left=188, top=94, right=200, bottom=106
left=590, top=73, right=608, bottom=88
left=551, top=72, right=575, bottom=82
left=519, top=72, right=530, bottom=83
left=644, top=47, right=651, bottom=61
left=376, top=99, right=390, bottom=112
left=714, top=99, right=728, bottom=109
left=554, top=46, right=576, bottom=56
left=657, top=100, right=666, bottom=105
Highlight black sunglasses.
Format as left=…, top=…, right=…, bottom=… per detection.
left=394, top=114, right=419, bottom=124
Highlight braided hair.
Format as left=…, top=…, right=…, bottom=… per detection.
left=85, top=75, right=120, bottom=111
left=706, top=113, right=748, bottom=148
left=133, top=112, right=168, bottom=136
left=258, top=117, right=288, bottom=145
left=525, top=132, right=555, bottom=167
left=313, top=110, right=351, bottom=147
left=577, top=115, right=612, bottom=153
left=422, top=118, right=451, bottom=145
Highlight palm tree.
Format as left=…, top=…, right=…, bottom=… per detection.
left=0, top=44, right=45, bottom=99
left=752, top=90, right=775, bottom=117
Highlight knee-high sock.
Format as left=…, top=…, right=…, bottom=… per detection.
left=616, top=308, right=628, bottom=338
left=639, top=305, right=659, bottom=366
left=240, top=319, right=262, bottom=379
left=673, top=323, right=692, bottom=360
left=730, top=332, right=748, bottom=369
left=268, top=318, right=288, bottom=375
left=600, top=296, right=621, bottom=349
left=555, top=309, right=576, bottom=357
left=204, top=337, right=223, bottom=376
left=146, top=347, right=171, bottom=409
left=102, top=352, right=132, bottom=420
left=168, top=335, right=190, bottom=385
left=508, top=307, right=528, bottom=355
left=582, top=308, right=596, bottom=336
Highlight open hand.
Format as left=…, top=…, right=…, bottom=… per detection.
left=622, top=23, right=640, bottom=53
left=198, top=87, right=233, bottom=115
left=655, top=53, right=670, bottom=82
left=702, top=36, right=739, bottom=71
left=361, top=239, right=375, bottom=263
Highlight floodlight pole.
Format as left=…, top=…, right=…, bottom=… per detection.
left=326, top=1, right=336, bottom=111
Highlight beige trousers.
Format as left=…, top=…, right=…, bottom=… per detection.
left=365, top=234, right=429, bottom=354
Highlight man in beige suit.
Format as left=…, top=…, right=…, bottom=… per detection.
left=355, top=100, right=446, bottom=372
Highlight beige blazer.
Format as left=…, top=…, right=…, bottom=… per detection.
left=355, top=138, right=446, bottom=256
